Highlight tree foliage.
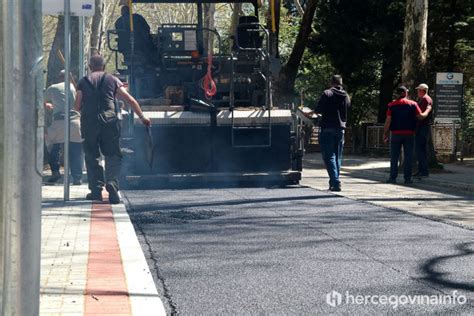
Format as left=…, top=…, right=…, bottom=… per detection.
left=41, top=0, right=474, bottom=130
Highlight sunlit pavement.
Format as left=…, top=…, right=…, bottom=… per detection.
left=40, top=184, right=165, bottom=315
left=302, top=154, right=474, bottom=229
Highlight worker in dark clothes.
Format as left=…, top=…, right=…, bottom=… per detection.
left=414, top=83, right=433, bottom=177
left=383, top=86, right=432, bottom=184
left=114, top=5, right=156, bottom=63
left=314, top=75, right=351, bottom=192
left=115, top=5, right=156, bottom=98
left=74, top=55, right=151, bottom=204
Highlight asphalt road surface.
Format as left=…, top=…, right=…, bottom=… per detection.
left=123, top=186, right=473, bottom=315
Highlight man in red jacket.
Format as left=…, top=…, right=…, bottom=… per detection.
left=383, top=86, right=431, bottom=184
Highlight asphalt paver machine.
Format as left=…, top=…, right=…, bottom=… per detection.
left=108, top=0, right=303, bottom=186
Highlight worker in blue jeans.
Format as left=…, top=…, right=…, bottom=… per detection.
left=45, top=70, right=83, bottom=185
left=314, top=75, right=351, bottom=191
left=48, top=142, right=83, bottom=184
left=383, top=86, right=432, bottom=184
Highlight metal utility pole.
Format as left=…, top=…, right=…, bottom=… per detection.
left=64, top=0, right=71, bottom=200
left=79, top=16, right=85, bottom=78
left=0, top=0, right=44, bottom=314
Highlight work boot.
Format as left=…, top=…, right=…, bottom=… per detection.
left=330, top=185, right=341, bottom=192
left=106, top=183, right=121, bottom=205
left=72, top=178, right=82, bottom=185
left=385, top=178, right=396, bottom=184
left=48, top=171, right=61, bottom=183
left=86, top=191, right=103, bottom=202
left=404, top=179, right=414, bottom=185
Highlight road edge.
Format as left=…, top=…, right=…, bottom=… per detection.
left=112, top=200, right=167, bottom=316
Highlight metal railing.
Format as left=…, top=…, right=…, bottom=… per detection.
left=366, top=125, right=389, bottom=149
left=230, top=23, right=272, bottom=148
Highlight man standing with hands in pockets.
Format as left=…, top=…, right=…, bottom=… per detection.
left=314, top=75, right=351, bottom=192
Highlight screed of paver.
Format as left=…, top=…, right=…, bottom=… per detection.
left=85, top=201, right=132, bottom=315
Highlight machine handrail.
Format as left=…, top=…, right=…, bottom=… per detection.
left=106, top=29, right=119, bottom=52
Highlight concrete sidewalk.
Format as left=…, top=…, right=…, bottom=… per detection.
left=41, top=184, right=166, bottom=315
left=302, top=153, right=474, bottom=229
left=304, top=153, right=474, bottom=195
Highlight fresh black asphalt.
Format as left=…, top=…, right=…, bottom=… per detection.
left=123, top=186, right=473, bottom=315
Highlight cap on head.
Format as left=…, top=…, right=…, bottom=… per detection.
left=415, top=83, right=429, bottom=91
left=396, top=85, right=408, bottom=96
left=89, top=54, right=106, bottom=72
left=331, top=75, right=343, bottom=86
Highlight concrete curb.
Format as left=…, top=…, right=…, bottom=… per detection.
left=112, top=202, right=166, bottom=316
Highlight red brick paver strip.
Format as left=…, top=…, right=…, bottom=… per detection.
left=85, top=201, right=132, bottom=315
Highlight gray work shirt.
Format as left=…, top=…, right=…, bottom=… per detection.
left=44, top=82, right=76, bottom=115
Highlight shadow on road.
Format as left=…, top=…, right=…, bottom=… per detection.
left=420, top=242, right=474, bottom=292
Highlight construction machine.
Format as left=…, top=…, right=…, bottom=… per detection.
left=107, top=0, right=304, bottom=187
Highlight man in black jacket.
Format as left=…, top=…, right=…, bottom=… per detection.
left=114, top=5, right=156, bottom=62
left=314, top=75, right=351, bottom=191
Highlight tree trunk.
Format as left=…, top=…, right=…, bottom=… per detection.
left=402, top=0, right=439, bottom=167
left=203, top=3, right=216, bottom=53
left=90, top=0, right=104, bottom=56
left=377, top=56, right=398, bottom=123
left=401, top=0, right=428, bottom=92
left=275, top=0, right=317, bottom=102
left=46, top=16, right=80, bottom=87
left=230, top=3, right=243, bottom=36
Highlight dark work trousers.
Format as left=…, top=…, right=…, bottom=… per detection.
left=319, top=128, right=345, bottom=188
left=415, top=124, right=430, bottom=176
left=48, top=142, right=83, bottom=181
left=389, top=134, right=414, bottom=181
left=82, top=119, right=122, bottom=194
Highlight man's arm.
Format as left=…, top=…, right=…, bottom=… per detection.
left=416, top=104, right=432, bottom=120
left=44, top=87, right=53, bottom=110
left=383, top=116, right=392, bottom=144
left=314, top=93, right=327, bottom=114
left=73, top=90, right=82, bottom=112
left=116, top=86, right=151, bottom=126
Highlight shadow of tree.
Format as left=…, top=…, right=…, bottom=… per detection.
left=419, top=242, right=474, bottom=292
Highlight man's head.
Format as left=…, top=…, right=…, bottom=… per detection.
left=415, top=83, right=429, bottom=98
left=331, top=75, right=343, bottom=87
left=396, top=85, right=408, bottom=98
left=121, top=5, right=130, bottom=16
left=89, top=55, right=106, bottom=72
